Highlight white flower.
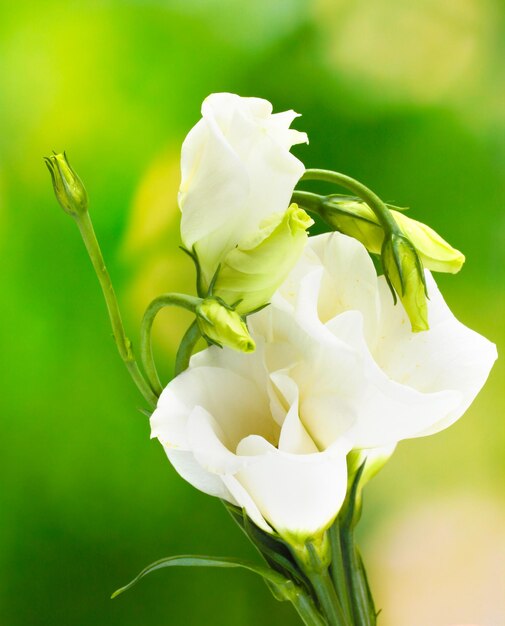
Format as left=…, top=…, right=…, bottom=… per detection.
left=151, top=342, right=351, bottom=543
left=178, top=93, right=308, bottom=287
left=251, top=232, right=497, bottom=450
left=150, top=232, right=496, bottom=543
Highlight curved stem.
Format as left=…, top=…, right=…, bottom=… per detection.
left=75, top=212, right=158, bottom=408
left=301, top=169, right=400, bottom=235
left=140, top=294, right=201, bottom=395
left=175, top=319, right=201, bottom=376
left=291, top=190, right=325, bottom=214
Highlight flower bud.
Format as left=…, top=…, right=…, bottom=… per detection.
left=196, top=298, right=256, bottom=353
left=179, top=94, right=307, bottom=289
left=213, top=204, right=314, bottom=314
left=44, top=152, right=88, bottom=218
left=321, top=198, right=465, bottom=274
left=382, top=233, right=429, bottom=332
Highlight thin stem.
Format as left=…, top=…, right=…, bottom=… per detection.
left=75, top=212, right=157, bottom=408
left=293, top=543, right=351, bottom=626
left=328, top=523, right=353, bottom=625
left=300, top=169, right=400, bottom=235
left=291, top=190, right=325, bottom=214
left=290, top=590, right=327, bottom=626
left=175, top=319, right=201, bottom=376
left=308, top=566, right=351, bottom=626
left=340, top=526, right=376, bottom=626
left=140, top=293, right=201, bottom=394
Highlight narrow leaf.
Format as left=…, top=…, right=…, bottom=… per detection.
left=111, top=555, right=292, bottom=599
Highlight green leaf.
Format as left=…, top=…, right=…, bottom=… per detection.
left=111, top=555, right=294, bottom=600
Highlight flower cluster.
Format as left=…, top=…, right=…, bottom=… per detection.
left=151, top=94, right=497, bottom=546
left=46, top=92, right=498, bottom=626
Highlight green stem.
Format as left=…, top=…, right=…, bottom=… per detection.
left=300, top=169, right=400, bottom=235
left=290, top=590, right=327, bottom=626
left=175, top=319, right=201, bottom=376
left=291, top=190, right=325, bottom=214
left=140, top=294, right=201, bottom=394
left=340, top=525, right=376, bottom=626
left=328, top=523, right=354, bottom=625
left=75, top=212, right=158, bottom=408
left=294, top=543, right=351, bottom=626
left=308, top=566, right=350, bottom=626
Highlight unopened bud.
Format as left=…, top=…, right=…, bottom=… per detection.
left=321, top=198, right=465, bottom=274
left=382, top=233, right=429, bottom=332
left=213, top=204, right=314, bottom=314
left=44, top=152, right=88, bottom=217
left=196, top=298, right=256, bottom=353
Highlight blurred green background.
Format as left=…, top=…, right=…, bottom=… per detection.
left=1, top=1, right=504, bottom=625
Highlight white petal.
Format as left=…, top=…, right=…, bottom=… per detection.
left=221, top=474, right=272, bottom=533
left=253, top=299, right=363, bottom=449
left=235, top=436, right=350, bottom=541
left=179, top=116, right=250, bottom=281
left=271, top=373, right=319, bottom=454
left=272, top=366, right=356, bottom=451
left=150, top=376, right=193, bottom=449
left=308, top=232, right=380, bottom=343
left=178, top=93, right=307, bottom=284
left=152, top=365, right=277, bottom=452
left=190, top=342, right=268, bottom=389
left=187, top=406, right=248, bottom=474
left=373, top=272, right=497, bottom=437
left=164, top=448, right=234, bottom=502
left=323, top=307, right=464, bottom=447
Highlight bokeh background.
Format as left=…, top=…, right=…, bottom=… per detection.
left=1, top=1, right=504, bottom=625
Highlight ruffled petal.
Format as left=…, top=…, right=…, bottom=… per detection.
left=373, top=272, right=498, bottom=437
left=179, top=93, right=307, bottom=285
left=235, top=436, right=350, bottom=541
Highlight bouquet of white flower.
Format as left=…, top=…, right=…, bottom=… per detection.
left=45, top=93, right=497, bottom=626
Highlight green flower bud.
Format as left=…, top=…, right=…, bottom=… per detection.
left=196, top=298, right=256, bottom=353
left=382, top=233, right=429, bottom=333
left=321, top=198, right=465, bottom=274
left=44, top=152, right=88, bottom=217
left=213, top=204, right=314, bottom=314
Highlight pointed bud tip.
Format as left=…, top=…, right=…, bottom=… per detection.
left=383, top=233, right=430, bottom=333
left=44, top=151, right=88, bottom=217
left=240, top=338, right=256, bottom=353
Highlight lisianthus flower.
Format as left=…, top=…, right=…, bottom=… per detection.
left=151, top=340, right=351, bottom=544
left=179, top=93, right=308, bottom=289
left=251, top=232, right=497, bottom=449
left=151, top=233, right=496, bottom=542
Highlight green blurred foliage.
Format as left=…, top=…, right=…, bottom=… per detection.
left=0, top=1, right=503, bottom=624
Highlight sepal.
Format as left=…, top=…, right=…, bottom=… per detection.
left=382, top=232, right=429, bottom=332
